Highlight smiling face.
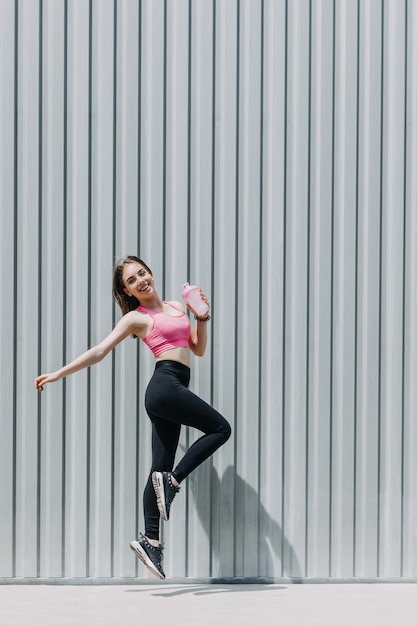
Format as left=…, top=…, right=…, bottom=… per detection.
left=112, top=256, right=154, bottom=315
left=122, top=261, right=154, bottom=300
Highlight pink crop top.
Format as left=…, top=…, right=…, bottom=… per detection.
left=137, top=302, right=191, bottom=356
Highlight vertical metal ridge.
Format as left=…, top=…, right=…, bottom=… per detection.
left=209, top=0, right=217, bottom=578
left=112, top=0, right=118, bottom=261
left=137, top=0, right=142, bottom=245
left=400, top=0, right=409, bottom=577
left=209, top=0, right=217, bottom=404
left=376, top=0, right=385, bottom=577
left=328, top=0, right=336, bottom=577
left=210, top=0, right=217, bottom=294
left=36, top=0, right=44, bottom=579
left=353, top=0, right=361, bottom=578
left=256, top=0, right=265, bottom=578
left=12, top=0, right=19, bottom=580
left=281, top=0, right=288, bottom=579
left=110, top=0, right=118, bottom=578
left=232, top=0, right=241, bottom=578
left=184, top=0, right=192, bottom=577
left=61, top=0, right=69, bottom=578
left=133, top=0, right=143, bottom=578
left=86, top=0, right=93, bottom=577
left=186, top=0, right=192, bottom=283
left=162, top=0, right=167, bottom=294
left=304, top=0, right=312, bottom=577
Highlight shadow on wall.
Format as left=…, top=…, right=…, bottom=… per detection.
left=186, top=459, right=302, bottom=578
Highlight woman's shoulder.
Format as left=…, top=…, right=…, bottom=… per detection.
left=119, top=308, right=150, bottom=329
left=166, top=300, right=186, bottom=312
left=118, top=308, right=152, bottom=339
left=123, top=307, right=146, bottom=318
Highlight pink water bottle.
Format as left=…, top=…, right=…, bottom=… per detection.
left=182, top=282, right=209, bottom=317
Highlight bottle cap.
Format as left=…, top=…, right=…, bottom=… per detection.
left=182, top=282, right=198, bottom=298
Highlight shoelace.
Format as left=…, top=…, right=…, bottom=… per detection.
left=141, top=533, right=164, bottom=561
left=168, top=475, right=180, bottom=495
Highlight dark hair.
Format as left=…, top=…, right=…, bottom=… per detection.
left=112, top=256, right=153, bottom=315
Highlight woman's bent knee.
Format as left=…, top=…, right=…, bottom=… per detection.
left=221, top=420, right=232, bottom=443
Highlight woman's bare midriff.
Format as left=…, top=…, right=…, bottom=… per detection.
left=155, top=346, right=191, bottom=367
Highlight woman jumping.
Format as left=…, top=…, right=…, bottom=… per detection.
left=35, top=256, right=231, bottom=579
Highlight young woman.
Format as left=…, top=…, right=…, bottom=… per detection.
left=35, top=256, right=231, bottom=579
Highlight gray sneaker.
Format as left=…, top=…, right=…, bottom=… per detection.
left=130, top=534, right=165, bottom=579
left=152, top=471, right=180, bottom=521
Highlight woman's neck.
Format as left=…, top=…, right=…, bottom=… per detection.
left=140, top=294, right=164, bottom=311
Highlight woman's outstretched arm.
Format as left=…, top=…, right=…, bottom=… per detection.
left=34, top=310, right=143, bottom=391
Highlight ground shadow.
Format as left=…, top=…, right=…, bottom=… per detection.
left=126, top=583, right=286, bottom=597
left=186, top=461, right=302, bottom=579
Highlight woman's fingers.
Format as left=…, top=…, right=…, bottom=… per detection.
left=35, top=374, right=48, bottom=391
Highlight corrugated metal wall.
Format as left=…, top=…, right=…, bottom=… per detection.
left=1, top=0, right=416, bottom=581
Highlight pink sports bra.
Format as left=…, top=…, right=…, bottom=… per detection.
left=137, top=302, right=191, bottom=357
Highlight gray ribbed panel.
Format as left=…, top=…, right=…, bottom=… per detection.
left=1, top=0, right=416, bottom=581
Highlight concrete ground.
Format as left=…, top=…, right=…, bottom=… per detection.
left=1, top=582, right=416, bottom=626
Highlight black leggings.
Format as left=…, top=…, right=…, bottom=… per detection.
left=143, top=360, right=231, bottom=540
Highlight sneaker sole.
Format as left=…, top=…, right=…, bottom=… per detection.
left=129, top=540, right=165, bottom=580
left=152, top=471, right=168, bottom=521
